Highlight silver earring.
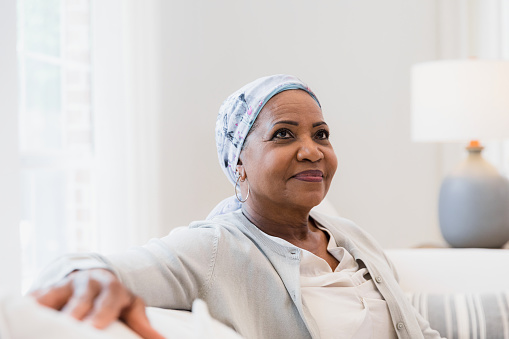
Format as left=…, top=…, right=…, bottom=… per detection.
left=235, top=175, right=250, bottom=203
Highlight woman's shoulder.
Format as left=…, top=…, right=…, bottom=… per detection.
left=161, top=211, right=247, bottom=244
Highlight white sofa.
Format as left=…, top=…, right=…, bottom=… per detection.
left=386, top=248, right=509, bottom=339
left=0, top=295, right=242, bottom=339
left=3, top=217, right=508, bottom=339
left=3, top=248, right=506, bottom=339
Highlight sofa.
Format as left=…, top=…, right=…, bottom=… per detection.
left=0, top=294, right=242, bottom=339
left=2, top=248, right=506, bottom=338
left=386, top=248, right=509, bottom=339
left=2, top=248, right=507, bottom=338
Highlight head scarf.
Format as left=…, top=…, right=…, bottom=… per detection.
left=207, top=74, right=320, bottom=219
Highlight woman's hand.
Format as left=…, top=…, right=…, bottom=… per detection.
left=30, top=268, right=164, bottom=339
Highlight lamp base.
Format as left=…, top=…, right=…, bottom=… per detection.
left=439, top=143, right=509, bottom=248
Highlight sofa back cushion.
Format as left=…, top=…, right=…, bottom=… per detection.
left=408, top=291, right=509, bottom=339
left=385, top=248, right=509, bottom=293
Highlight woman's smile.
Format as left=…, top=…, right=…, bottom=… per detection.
left=292, top=170, right=324, bottom=182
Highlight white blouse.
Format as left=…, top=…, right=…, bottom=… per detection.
left=264, top=228, right=397, bottom=339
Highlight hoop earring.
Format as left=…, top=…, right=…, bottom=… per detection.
left=235, top=175, right=250, bottom=203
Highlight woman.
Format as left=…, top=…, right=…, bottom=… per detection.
left=32, top=75, right=442, bottom=339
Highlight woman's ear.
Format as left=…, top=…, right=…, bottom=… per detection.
left=236, top=163, right=247, bottom=180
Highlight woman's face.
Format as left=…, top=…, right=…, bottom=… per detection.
left=238, top=89, right=338, bottom=211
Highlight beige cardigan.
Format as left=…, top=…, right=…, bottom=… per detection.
left=35, top=210, right=443, bottom=339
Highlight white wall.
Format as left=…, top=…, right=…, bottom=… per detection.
left=0, top=0, right=21, bottom=293
left=157, top=0, right=444, bottom=248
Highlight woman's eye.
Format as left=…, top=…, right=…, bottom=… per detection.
left=315, top=129, right=330, bottom=140
left=273, top=129, right=292, bottom=139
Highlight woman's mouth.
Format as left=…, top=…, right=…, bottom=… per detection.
left=292, top=170, right=323, bottom=182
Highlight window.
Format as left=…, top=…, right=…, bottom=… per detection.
left=17, top=0, right=97, bottom=292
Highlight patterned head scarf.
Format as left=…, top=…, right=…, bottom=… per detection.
left=207, top=74, right=320, bottom=219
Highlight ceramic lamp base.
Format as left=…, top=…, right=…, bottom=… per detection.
left=439, top=143, right=509, bottom=248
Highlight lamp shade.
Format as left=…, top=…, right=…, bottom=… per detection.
left=411, top=60, right=509, bottom=142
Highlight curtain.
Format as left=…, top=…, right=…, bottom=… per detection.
left=92, top=0, right=163, bottom=253
left=437, top=0, right=509, bottom=177
left=0, top=0, right=22, bottom=295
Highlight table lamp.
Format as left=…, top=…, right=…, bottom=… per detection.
left=411, top=59, right=509, bottom=248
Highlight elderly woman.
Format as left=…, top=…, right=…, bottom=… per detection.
left=32, top=75, right=442, bottom=339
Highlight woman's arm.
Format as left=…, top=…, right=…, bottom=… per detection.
left=29, top=225, right=220, bottom=339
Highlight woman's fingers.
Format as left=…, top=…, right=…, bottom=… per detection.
left=85, top=280, right=133, bottom=329
left=121, top=297, right=165, bottom=339
left=61, top=276, right=101, bottom=320
left=30, top=279, right=74, bottom=310
left=89, top=288, right=165, bottom=339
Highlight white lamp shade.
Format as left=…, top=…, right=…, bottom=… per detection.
left=411, top=60, right=509, bottom=142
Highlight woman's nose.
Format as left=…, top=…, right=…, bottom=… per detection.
left=296, top=138, right=324, bottom=162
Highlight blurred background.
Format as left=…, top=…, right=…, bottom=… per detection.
left=1, top=0, right=508, bottom=293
